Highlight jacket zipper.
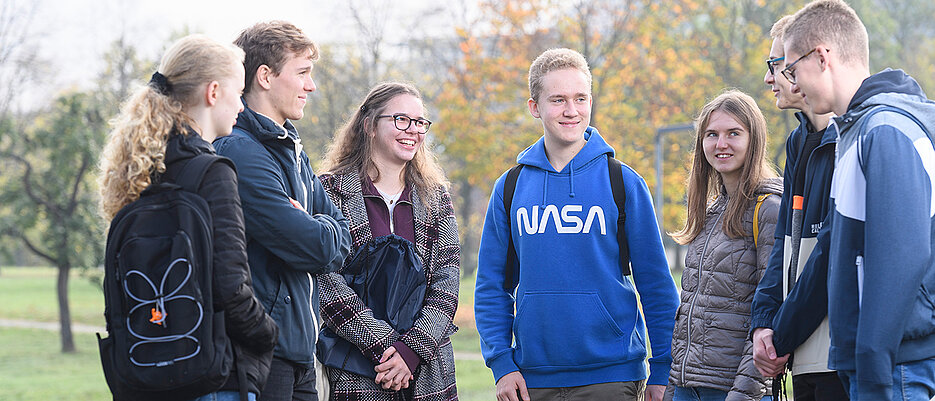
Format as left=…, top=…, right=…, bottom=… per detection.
left=680, top=211, right=722, bottom=384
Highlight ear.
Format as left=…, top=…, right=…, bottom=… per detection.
left=528, top=98, right=540, bottom=118
left=816, top=46, right=832, bottom=72
left=204, top=81, right=220, bottom=107
left=255, top=65, right=273, bottom=91
left=364, top=117, right=375, bottom=138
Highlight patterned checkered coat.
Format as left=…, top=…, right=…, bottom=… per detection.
left=318, top=170, right=460, bottom=401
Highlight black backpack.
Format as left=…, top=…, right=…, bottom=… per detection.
left=317, top=235, right=427, bottom=379
left=501, top=154, right=631, bottom=290
left=98, top=154, right=235, bottom=401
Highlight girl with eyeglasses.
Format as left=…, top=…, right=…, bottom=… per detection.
left=316, top=82, right=459, bottom=401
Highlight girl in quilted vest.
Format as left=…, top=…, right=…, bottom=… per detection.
left=665, top=90, right=782, bottom=401
left=317, top=82, right=460, bottom=401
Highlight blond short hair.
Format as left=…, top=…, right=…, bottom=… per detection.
left=528, top=48, right=592, bottom=102
left=783, top=0, right=868, bottom=67
left=770, top=15, right=794, bottom=41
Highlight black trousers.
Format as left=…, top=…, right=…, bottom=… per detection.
left=793, top=372, right=849, bottom=401
left=259, top=357, right=317, bottom=401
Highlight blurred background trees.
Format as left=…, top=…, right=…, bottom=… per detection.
left=2, top=0, right=933, bottom=351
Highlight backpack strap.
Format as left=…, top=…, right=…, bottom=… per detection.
left=175, top=154, right=235, bottom=193
left=753, top=194, right=772, bottom=247
left=502, top=164, right=524, bottom=291
left=607, top=155, right=631, bottom=276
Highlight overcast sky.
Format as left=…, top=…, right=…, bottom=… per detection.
left=22, top=0, right=459, bottom=98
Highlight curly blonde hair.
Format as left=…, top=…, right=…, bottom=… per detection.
left=320, top=82, right=449, bottom=201
left=99, top=35, right=244, bottom=220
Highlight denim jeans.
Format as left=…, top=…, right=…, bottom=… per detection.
left=189, top=391, right=257, bottom=401
left=839, top=358, right=935, bottom=401
left=671, top=386, right=773, bottom=401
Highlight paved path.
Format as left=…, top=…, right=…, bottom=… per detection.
left=0, top=318, right=487, bottom=361
left=0, top=318, right=104, bottom=333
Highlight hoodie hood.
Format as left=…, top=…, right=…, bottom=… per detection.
left=516, top=126, right=614, bottom=172
left=515, top=126, right=614, bottom=202
left=837, top=69, right=935, bottom=136
left=847, top=69, right=926, bottom=113
left=234, top=98, right=299, bottom=142
left=164, top=127, right=215, bottom=167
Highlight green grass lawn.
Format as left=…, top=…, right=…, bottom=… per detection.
left=0, top=327, right=109, bottom=401
left=0, top=266, right=105, bottom=326
left=2, top=266, right=784, bottom=400
left=0, top=266, right=496, bottom=400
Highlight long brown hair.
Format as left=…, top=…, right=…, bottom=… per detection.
left=320, top=82, right=448, bottom=201
left=671, top=89, right=778, bottom=244
left=98, top=35, right=243, bottom=220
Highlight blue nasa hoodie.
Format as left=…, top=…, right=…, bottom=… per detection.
left=474, top=127, right=679, bottom=388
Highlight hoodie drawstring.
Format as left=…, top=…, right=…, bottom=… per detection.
left=569, top=163, right=576, bottom=198
left=541, top=172, right=548, bottom=207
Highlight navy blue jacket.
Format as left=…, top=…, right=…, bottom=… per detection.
left=751, top=112, right=836, bottom=359
left=214, top=102, right=351, bottom=367
left=826, top=69, right=935, bottom=398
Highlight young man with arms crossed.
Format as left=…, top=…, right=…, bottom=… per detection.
left=751, top=15, right=848, bottom=400
left=474, top=48, right=679, bottom=401
left=782, top=1, right=935, bottom=399
left=214, top=21, right=352, bottom=401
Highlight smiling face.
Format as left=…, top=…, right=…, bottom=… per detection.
left=210, top=60, right=246, bottom=139
left=528, top=68, right=591, bottom=150
left=764, top=38, right=805, bottom=111
left=703, top=110, right=750, bottom=186
left=369, top=94, right=426, bottom=171
left=267, top=48, right=317, bottom=123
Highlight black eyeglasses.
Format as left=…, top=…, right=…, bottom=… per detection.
left=781, top=48, right=818, bottom=84
left=377, top=114, right=432, bottom=134
left=766, top=56, right=785, bottom=76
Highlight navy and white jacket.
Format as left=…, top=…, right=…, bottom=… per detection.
left=750, top=112, right=836, bottom=375
left=826, top=69, right=935, bottom=399
left=214, top=101, right=351, bottom=367
left=474, top=127, right=679, bottom=388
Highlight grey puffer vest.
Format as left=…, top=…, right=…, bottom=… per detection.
left=666, top=178, right=782, bottom=401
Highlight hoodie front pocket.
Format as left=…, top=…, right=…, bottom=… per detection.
left=513, top=291, right=633, bottom=369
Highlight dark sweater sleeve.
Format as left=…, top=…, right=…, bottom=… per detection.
left=750, top=135, right=795, bottom=332
left=214, top=135, right=349, bottom=275
left=200, top=161, right=278, bottom=353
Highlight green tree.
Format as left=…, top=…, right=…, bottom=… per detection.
left=434, top=0, right=557, bottom=275
left=0, top=92, right=106, bottom=352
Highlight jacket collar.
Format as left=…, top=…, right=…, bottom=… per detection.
left=327, top=168, right=430, bottom=249
left=233, top=98, right=299, bottom=142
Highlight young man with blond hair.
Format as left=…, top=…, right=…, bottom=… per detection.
left=782, top=0, right=935, bottom=399
left=214, top=21, right=351, bottom=401
left=474, top=48, right=679, bottom=401
left=751, top=14, right=847, bottom=400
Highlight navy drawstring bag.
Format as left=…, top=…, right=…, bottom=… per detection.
left=317, top=235, right=427, bottom=378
